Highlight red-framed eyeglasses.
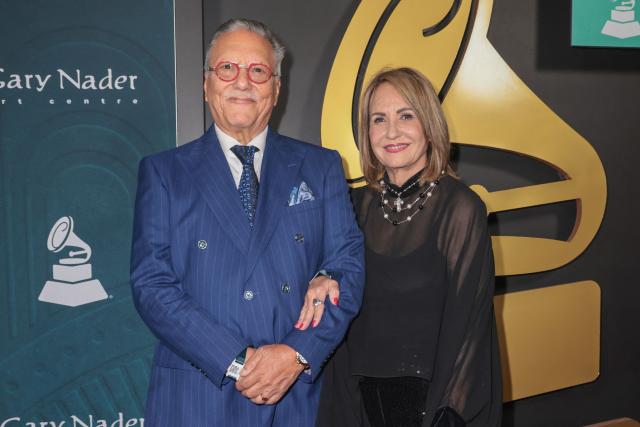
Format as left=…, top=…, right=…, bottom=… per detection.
left=208, top=61, right=278, bottom=84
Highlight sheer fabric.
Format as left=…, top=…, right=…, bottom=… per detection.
left=317, top=176, right=502, bottom=427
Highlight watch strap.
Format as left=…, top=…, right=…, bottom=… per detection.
left=295, top=351, right=310, bottom=370
left=226, top=347, right=248, bottom=380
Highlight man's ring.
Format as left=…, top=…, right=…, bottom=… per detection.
left=312, top=298, right=323, bottom=307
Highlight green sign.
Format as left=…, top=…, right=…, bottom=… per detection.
left=0, top=0, right=175, bottom=423
left=572, top=0, right=640, bottom=47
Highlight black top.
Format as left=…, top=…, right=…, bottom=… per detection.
left=317, top=175, right=502, bottom=427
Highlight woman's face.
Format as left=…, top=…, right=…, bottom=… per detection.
left=368, top=83, right=428, bottom=185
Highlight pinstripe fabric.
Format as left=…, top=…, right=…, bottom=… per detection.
left=130, top=126, right=365, bottom=426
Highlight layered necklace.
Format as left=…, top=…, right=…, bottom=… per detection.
left=378, top=171, right=442, bottom=226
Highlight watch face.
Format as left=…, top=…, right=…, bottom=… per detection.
left=227, top=361, right=243, bottom=380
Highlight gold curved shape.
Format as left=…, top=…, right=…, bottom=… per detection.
left=450, top=1, right=606, bottom=276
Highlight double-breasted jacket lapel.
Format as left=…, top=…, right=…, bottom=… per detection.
left=177, top=127, right=251, bottom=255
left=245, top=130, right=304, bottom=278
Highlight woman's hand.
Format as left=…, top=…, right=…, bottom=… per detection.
left=295, top=275, right=340, bottom=330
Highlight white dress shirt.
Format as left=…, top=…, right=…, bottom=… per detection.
left=214, top=124, right=267, bottom=188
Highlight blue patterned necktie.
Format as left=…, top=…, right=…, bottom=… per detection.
left=231, top=145, right=260, bottom=227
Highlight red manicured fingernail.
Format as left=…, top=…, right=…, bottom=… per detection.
left=333, top=297, right=339, bottom=305
left=312, top=320, right=318, bottom=328
left=295, top=321, right=301, bottom=328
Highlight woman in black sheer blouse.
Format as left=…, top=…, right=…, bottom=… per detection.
left=301, top=68, right=502, bottom=426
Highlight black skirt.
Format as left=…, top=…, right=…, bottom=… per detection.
left=359, top=376, right=429, bottom=427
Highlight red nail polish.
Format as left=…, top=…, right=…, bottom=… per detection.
left=295, top=321, right=301, bottom=328
left=312, top=320, right=318, bottom=328
left=333, top=297, right=339, bottom=305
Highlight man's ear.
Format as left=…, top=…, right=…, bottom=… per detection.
left=203, top=73, right=209, bottom=102
left=273, top=78, right=281, bottom=106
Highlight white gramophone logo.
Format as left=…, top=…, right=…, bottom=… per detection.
left=39, top=216, right=108, bottom=307
left=602, top=0, right=640, bottom=39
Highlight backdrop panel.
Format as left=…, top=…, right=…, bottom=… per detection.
left=0, top=1, right=175, bottom=424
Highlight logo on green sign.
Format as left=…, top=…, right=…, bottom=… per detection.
left=572, top=0, right=640, bottom=47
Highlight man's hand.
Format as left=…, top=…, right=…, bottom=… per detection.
left=296, top=275, right=340, bottom=330
left=236, top=344, right=304, bottom=405
left=245, top=346, right=256, bottom=362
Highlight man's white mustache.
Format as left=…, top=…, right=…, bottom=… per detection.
left=225, top=92, right=257, bottom=101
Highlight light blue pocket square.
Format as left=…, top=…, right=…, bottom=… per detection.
left=288, top=181, right=315, bottom=206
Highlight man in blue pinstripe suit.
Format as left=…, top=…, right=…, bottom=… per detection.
left=130, top=18, right=365, bottom=426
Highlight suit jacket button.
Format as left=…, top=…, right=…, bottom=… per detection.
left=197, top=240, right=207, bottom=250
left=244, top=290, right=254, bottom=301
left=281, top=283, right=290, bottom=293
left=294, top=233, right=304, bottom=242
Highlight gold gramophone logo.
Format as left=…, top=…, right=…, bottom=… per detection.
left=321, top=0, right=606, bottom=401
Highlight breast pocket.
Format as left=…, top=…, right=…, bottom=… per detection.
left=286, top=199, right=322, bottom=214
left=280, top=200, right=324, bottom=267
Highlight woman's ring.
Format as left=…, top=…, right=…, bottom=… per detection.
left=312, top=298, right=323, bottom=307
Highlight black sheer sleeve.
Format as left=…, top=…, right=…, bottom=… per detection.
left=424, top=184, right=502, bottom=426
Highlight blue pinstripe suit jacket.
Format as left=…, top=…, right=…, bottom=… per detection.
left=130, top=126, right=365, bottom=426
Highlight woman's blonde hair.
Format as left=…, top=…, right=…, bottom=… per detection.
left=358, top=67, right=454, bottom=190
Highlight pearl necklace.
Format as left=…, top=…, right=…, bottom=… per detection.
left=379, top=177, right=440, bottom=226
left=384, top=177, right=420, bottom=202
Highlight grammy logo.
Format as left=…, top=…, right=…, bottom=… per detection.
left=602, top=0, right=640, bottom=39
left=39, top=216, right=108, bottom=307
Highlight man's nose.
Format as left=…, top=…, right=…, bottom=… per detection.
left=233, top=67, right=251, bottom=89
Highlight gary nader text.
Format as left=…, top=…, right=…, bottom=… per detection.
left=0, top=68, right=138, bottom=92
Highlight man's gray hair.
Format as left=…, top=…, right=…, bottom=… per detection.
left=204, top=18, right=286, bottom=77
